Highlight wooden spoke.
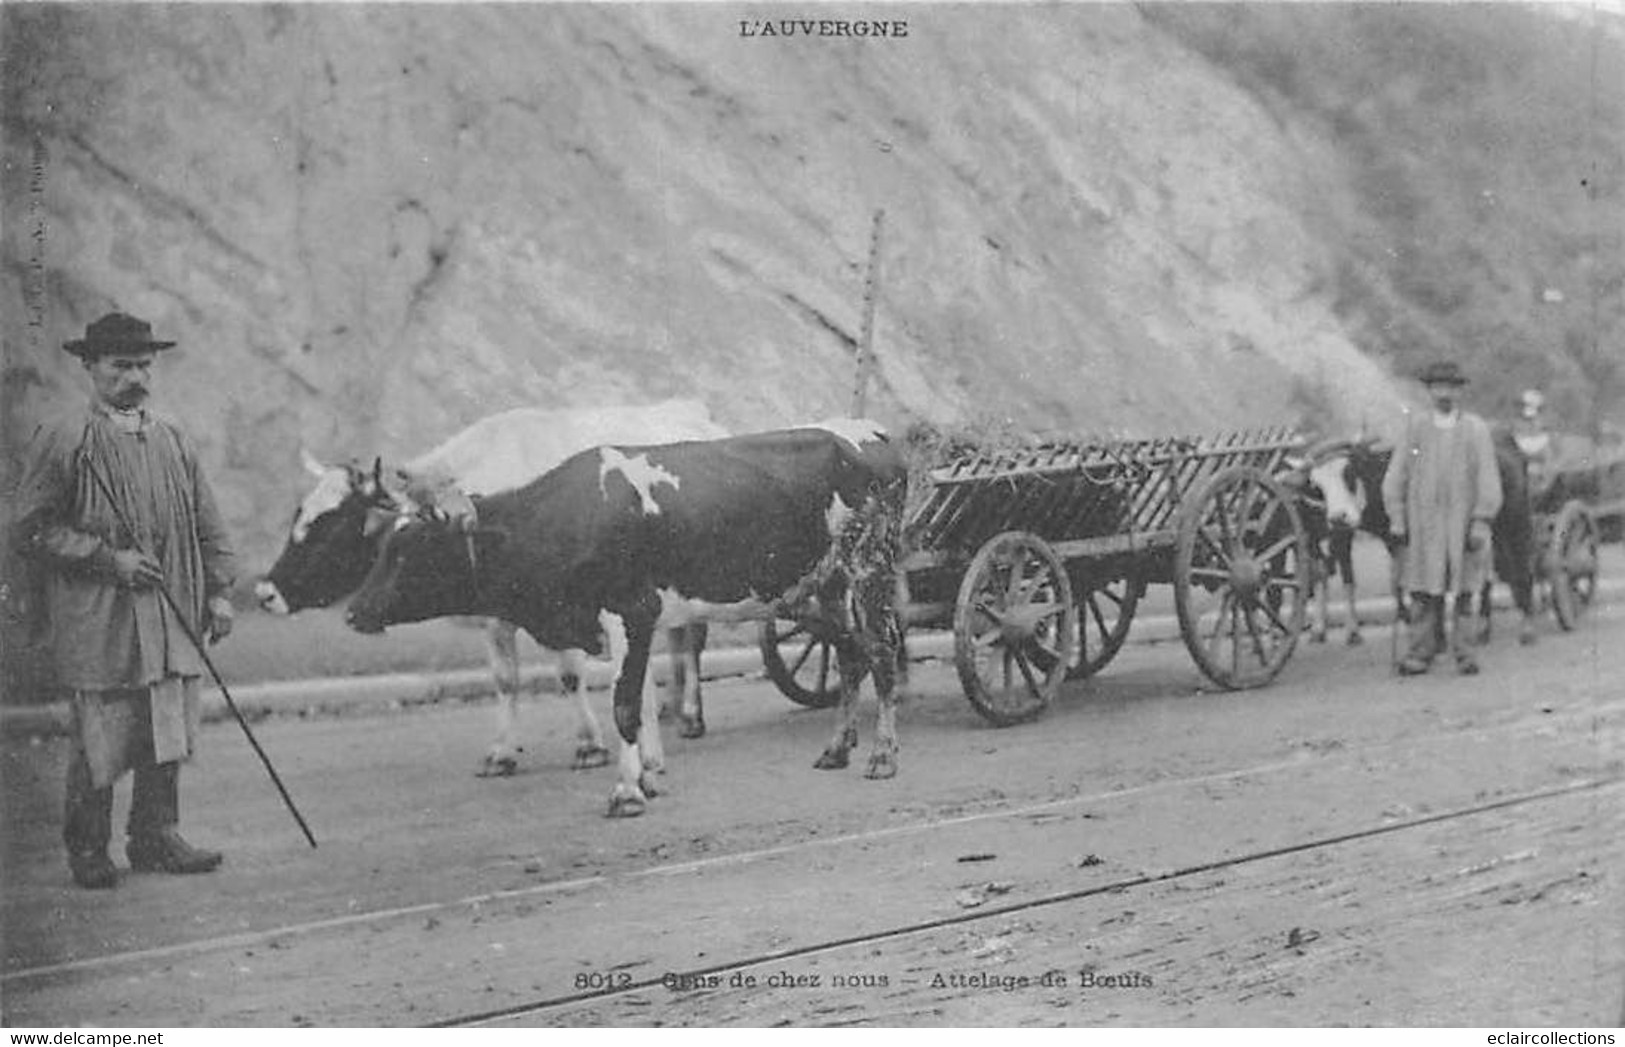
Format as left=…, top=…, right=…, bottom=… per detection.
left=1068, top=573, right=1143, bottom=680
left=1550, top=501, right=1598, bottom=631
left=1176, top=466, right=1308, bottom=690
left=1252, top=593, right=1293, bottom=637
left=1256, top=530, right=1300, bottom=568
left=787, top=633, right=818, bottom=677
left=954, top=531, right=1075, bottom=726
left=759, top=617, right=850, bottom=709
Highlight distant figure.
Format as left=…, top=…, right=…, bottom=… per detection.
left=10, top=313, right=236, bottom=889
left=1510, top=388, right=1555, bottom=496
left=1382, top=360, right=1503, bottom=676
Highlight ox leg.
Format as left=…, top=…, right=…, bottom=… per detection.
left=639, top=667, right=667, bottom=777
left=557, top=648, right=610, bottom=770
left=477, top=622, right=524, bottom=778
left=603, top=610, right=666, bottom=779
left=672, top=622, right=708, bottom=740
left=1511, top=571, right=1538, bottom=647
left=605, top=609, right=660, bottom=818
left=1310, top=559, right=1329, bottom=644
left=814, top=577, right=902, bottom=780
left=814, top=634, right=861, bottom=772
left=1306, top=552, right=1332, bottom=640
left=861, top=608, right=903, bottom=781
left=1342, top=578, right=1364, bottom=646
left=1332, top=532, right=1362, bottom=645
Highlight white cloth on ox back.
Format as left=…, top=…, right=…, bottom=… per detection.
left=402, top=401, right=728, bottom=498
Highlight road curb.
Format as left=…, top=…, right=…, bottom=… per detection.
left=5, top=576, right=1621, bottom=740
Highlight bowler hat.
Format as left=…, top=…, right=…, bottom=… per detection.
left=63, top=312, right=176, bottom=359
left=1416, top=360, right=1468, bottom=386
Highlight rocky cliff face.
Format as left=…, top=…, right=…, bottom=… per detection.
left=1, top=3, right=1613, bottom=578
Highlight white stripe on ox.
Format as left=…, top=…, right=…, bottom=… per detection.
left=598, top=447, right=681, bottom=515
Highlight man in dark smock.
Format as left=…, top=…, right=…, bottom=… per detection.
left=11, top=313, right=235, bottom=889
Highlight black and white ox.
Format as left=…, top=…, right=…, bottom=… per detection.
left=1280, top=438, right=1407, bottom=645
left=344, top=422, right=908, bottom=818
left=255, top=402, right=728, bottom=776
left=1284, top=431, right=1536, bottom=647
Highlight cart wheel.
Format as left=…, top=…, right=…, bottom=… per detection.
left=954, top=531, right=1075, bottom=726
left=759, top=618, right=846, bottom=708
left=1174, top=466, right=1309, bottom=690
left=1068, top=573, right=1145, bottom=679
left=1549, top=500, right=1599, bottom=631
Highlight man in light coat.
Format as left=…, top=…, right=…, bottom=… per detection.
left=1382, top=360, right=1502, bottom=676
left=11, top=313, right=236, bottom=889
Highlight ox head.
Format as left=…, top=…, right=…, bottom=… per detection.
left=808, top=418, right=908, bottom=517
left=256, top=451, right=403, bottom=614
left=1309, top=452, right=1365, bottom=532
left=343, top=507, right=482, bottom=635
left=1286, top=438, right=1392, bottom=537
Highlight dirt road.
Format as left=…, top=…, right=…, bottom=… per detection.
left=4, top=594, right=1622, bottom=1027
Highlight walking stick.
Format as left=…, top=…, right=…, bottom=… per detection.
left=77, top=452, right=318, bottom=849
left=1390, top=595, right=1402, bottom=675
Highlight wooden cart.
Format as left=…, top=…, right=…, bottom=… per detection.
left=1527, top=449, right=1624, bottom=629
left=762, top=426, right=1313, bottom=725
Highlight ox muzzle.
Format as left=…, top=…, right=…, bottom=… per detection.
left=254, top=579, right=292, bottom=616
left=343, top=602, right=388, bottom=635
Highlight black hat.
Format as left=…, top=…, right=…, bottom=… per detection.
left=1416, top=360, right=1468, bottom=386
left=63, top=313, right=177, bottom=359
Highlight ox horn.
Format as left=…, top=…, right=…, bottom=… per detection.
left=361, top=505, right=401, bottom=538
left=360, top=456, right=384, bottom=495
left=300, top=447, right=329, bottom=478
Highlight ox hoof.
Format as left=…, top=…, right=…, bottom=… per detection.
left=813, top=749, right=850, bottom=771
left=1311, top=631, right=1327, bottom=645
left=477, top=755, right=520, bottom=778
left=572, top=746, right=611, bottom=771
left=607, top=789, right=647, bottom=818
left=864, top=752, right=898, bottom=780
left=638, top=772, right=662, bottom=799
left=679, top=716, right=706, bottom=740
left=1346, top=631, right=1364, bottom=647
left=1519, top=628, right=1538, bottom=647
